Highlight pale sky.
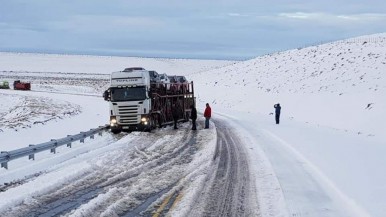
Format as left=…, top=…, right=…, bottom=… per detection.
left=1, top=0, right=386, bottom=60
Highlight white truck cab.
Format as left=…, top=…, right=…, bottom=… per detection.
left=104, top=68, right=153, bottom=133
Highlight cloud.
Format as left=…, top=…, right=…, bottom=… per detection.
left=277, top=12, right=386, bottom=22
left=342, top=13, right=386, bottom=21
left=279, top=12, right=317, bottom=19
left=227, top=13, right=250, bottom=17
left=44, top=15, right=165, bottom=32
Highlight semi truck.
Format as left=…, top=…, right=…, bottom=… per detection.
left=103, top=67, right=195, bottom=133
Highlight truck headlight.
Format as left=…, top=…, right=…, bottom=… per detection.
left=110, top=116, right=117, bottom=126
left=141, top=117, right=149, bottom=125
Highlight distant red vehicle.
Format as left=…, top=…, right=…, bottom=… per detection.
left=13, top=80, right=31, bottom=90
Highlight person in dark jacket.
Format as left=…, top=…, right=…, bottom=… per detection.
left=274, top=103, right=281, bottom=124
left=172, top=103, right=179, bottom=129
left=190, top=105, right=197, bottom=130
left=204, top=103, right=211, bottom=129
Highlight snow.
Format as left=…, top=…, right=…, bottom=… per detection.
left=0, top=52, right=235, bottom=75
left=218, top=111, right=374, bottom=217
left=189, top=33, right=386, bottom=216
left=1, top=32, right=386, bottom=216
left=0, top=90, right=106, bottom=151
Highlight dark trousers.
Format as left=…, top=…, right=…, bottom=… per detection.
left=192, top=119, right=197, bottom=130
left=205, top=117, right=210, bottom=128
left=173, top=118, right=178, bottom=129
left=275, top=114, right=280, bottom=124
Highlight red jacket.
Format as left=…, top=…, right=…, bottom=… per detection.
left=204, top=106, right=211, bottom=118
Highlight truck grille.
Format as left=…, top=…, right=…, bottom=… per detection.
left=118, top=105, right=140, bottom=125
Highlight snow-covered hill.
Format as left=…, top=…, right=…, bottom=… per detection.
left=189, top=33, right=386, bottom=141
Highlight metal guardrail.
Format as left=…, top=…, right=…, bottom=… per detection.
left=0, top=125, right=110, bottom=169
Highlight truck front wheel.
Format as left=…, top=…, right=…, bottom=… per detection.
left=111, top=127, right=122, bottom=134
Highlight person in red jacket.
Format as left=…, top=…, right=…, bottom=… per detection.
left=204, top=103, right=211, bottom=129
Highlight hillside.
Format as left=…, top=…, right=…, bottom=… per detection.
left=189, top=33, right=386, bottom=141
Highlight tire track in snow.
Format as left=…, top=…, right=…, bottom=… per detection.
left=191, top=119, right=258, bottom=217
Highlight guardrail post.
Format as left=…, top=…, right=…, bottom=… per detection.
left=80, top=132, right=85, bottom=143
left=67, top=135, right=72, bottom=148
left=29, top=145, right=35, bottom=160
left=1, top=162, right=7, bottom=169
left=51, top=139, right=57, bottom=154
left=1, top=151, right=8, bottom=169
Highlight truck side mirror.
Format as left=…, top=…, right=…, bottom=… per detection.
left=103, top=90, right=110, bottom=101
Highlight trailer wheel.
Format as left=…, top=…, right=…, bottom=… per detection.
left=149, top=118, right=156, bottom=131
left=183, top=111, right=189, bottom=122
left=153, top=114, right=162, bottom=128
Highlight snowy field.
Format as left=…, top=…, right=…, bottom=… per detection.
left=1, top=33, right=386, bottom=216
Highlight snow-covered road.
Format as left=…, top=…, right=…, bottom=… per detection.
left=189, top=119, right=258, bottom=216
left=0, top=121, right=211, bottom=216
left=1, top=114, right=259, bottom=216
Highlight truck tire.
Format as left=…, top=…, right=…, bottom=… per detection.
left=153, top=114, right=162, bottom=128
left=111, top=128, right=122, bottom=134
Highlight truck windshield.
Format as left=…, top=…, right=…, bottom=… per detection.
left=110, top=86, right=147, bottom=102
